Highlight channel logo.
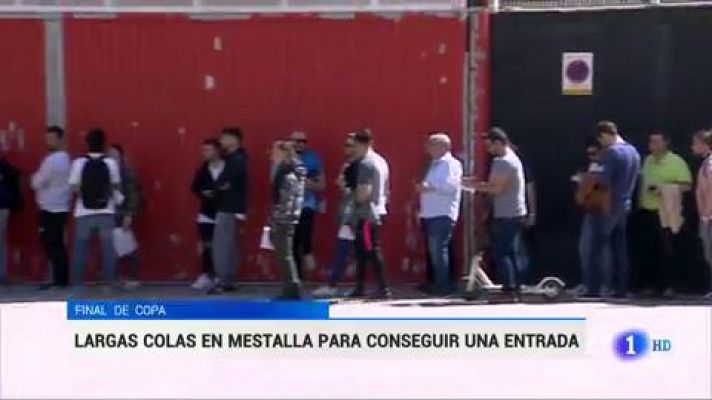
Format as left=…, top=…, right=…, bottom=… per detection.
left=613, top=330, right=672, bottom=360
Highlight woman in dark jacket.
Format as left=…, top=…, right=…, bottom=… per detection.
left=269, top=140, right=306, bottom=299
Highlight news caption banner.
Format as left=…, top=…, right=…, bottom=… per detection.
left=67, top=300, right=672, bottom=358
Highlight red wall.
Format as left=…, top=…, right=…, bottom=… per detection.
left=4, top=14, right=466, bottom=283
left=0, top=20, right=47, bottom=281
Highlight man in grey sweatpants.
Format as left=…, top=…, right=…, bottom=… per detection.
left=209, top=127, right=248, bottom=294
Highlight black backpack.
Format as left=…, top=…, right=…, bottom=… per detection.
left=80, top=156, right=111, bottom=209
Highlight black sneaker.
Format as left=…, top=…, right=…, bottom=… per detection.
left=39, top=283, right=65, bottom=291
left=347, top=288, right=365, bottom=298
left=276, top=292, right=302, bottom=301
left=377, top=288, right=393, bottom=300
left=207, top=283, right=237, bottom=295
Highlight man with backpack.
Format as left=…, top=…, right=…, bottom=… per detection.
left=68, top=128, right=121, bottom=289
left=0, top=153, right=21, bottom=286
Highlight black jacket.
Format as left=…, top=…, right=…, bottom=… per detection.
left=191, top=161, right=220, bottom=220
left=215, top=149, right=248, bottom=214
left=0, top=158, right=21, bottom=211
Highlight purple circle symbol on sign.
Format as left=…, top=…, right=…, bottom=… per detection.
left=566, top=59, right=590, bottom=83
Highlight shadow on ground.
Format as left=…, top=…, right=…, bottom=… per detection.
left=0, top=284, right=710, bottom=307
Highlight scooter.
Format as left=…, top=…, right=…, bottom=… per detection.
left=462, top=254, right=566, bottom=301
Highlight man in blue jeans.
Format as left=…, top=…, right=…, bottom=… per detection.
left=417, top=133, right=463, bottom=295
left=571, top=138, right=606, bottom=296
left=465, top=128, right=528, bottom=298
left=590, top=121, right=641, bottom=298
left=68, top=128, right=122, bottom=289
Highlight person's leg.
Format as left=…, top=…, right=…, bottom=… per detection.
left=699, top=221, right=712, bottom=294
left=448, top=236, right=456, bottom=281
left=329, top=238, right=352, bottom=286
left=514, top=228, right=531, bottom=285
left=491, top=218, right=517, bottom=291
left=421, top=217, right=434, bottom=285
left=635, top=211, right=656, bottom=293
left=211, top=213, right=235, bottom=288
left=351, top=220, right=368, bottom=296
left=0, top=209, right=9, bottom=284
left=51, top=212, right=70, bottom=286
left=198, top=223, right=215, bottom=276
left=658, top=228, right=681, bottom=294
left=300, top=208, right=316, bottom=271
left=227, top=219, right=241, bottom=287
left=69, top=216, right=94, bottom=286
left=271, top=222, right=301, bottom=297
left=365, top=220, right=390, bottom=296
left=594, top=212, right=616, bottom=296
left=97, top=215, right=118, bottom=285
left=509, top=219, right=525, bottom=290
left=292, top=210, right=308, bottom=277
left=578, top=214, right=594, bottom=292
left=426, top=217, right=454, bottom=294
left=607, top=210, right=630, bottom=296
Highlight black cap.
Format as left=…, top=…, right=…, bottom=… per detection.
left=486, top=127, right=509, bottom=144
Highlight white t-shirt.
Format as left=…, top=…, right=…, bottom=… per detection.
left=31, top=151, right=71, bottom=213
left=368, top=149, right=390, bottom=216
left=68, top=153, right=121, bottom=218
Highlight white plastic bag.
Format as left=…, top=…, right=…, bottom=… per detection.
left=113, top=227, right=137, bottom=257
left=259, top=226, right=274, bottom=250
left=337, top=225, right=355, bottom=241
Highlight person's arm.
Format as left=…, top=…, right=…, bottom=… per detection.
left=68, top=159, right=81, bottom=193
left=598, top=151, right=614, bottom=189
left=305, top=156, right=326, bottom=192
left=123, top=168, right=141, bottom=215
left=674, top=157, right=693, bottom=193
left=108, top=159, right=121, bottom=191
left=418, top=160, right=462, bottom=195
left=701, top=166, right=712, bottom=220
left=306, top=173, right=325, bottom=191
left=472, top=159, right=512, bottom=195
left=31, top=157, right=52, bottom=191
left=526, top=180, right=537, bottom=226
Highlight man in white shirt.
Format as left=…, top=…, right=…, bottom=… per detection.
left=32, top=126, right=72, bottom=289
left=68, top=128, right=121, bottom=288
left=366, top=134, right=390, bottom=218
left=416, top=133, right=463, bottom=295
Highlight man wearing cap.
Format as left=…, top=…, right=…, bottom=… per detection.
left=464, top=127, right=527, bottom=298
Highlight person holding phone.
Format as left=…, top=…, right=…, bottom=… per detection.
left=463, top=127, right=527, bottom=300
left=637, top=132, right=691, bottom=298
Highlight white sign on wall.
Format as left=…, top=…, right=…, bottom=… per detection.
left=562, top=52, right=593, bottom=96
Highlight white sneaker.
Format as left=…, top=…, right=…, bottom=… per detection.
left=191, top=274, right=213, bottom=290
left=123, top=280, right=141, bottom=290
left=312, top=285, right=338, bottom=298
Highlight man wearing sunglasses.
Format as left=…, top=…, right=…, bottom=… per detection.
left=290, top=131, right=326, bottom=279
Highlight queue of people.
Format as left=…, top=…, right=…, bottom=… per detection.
left=570, top=121, right=712, bottom=299
left=0, top=121, right=711, bottom=300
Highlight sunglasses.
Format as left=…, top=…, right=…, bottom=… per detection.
left=293, top=139, right=308, bottom=144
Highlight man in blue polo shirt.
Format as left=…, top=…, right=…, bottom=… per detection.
left=590, top=121, right=641, bottom=298
left=291, top=131, right=325, bottom=278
